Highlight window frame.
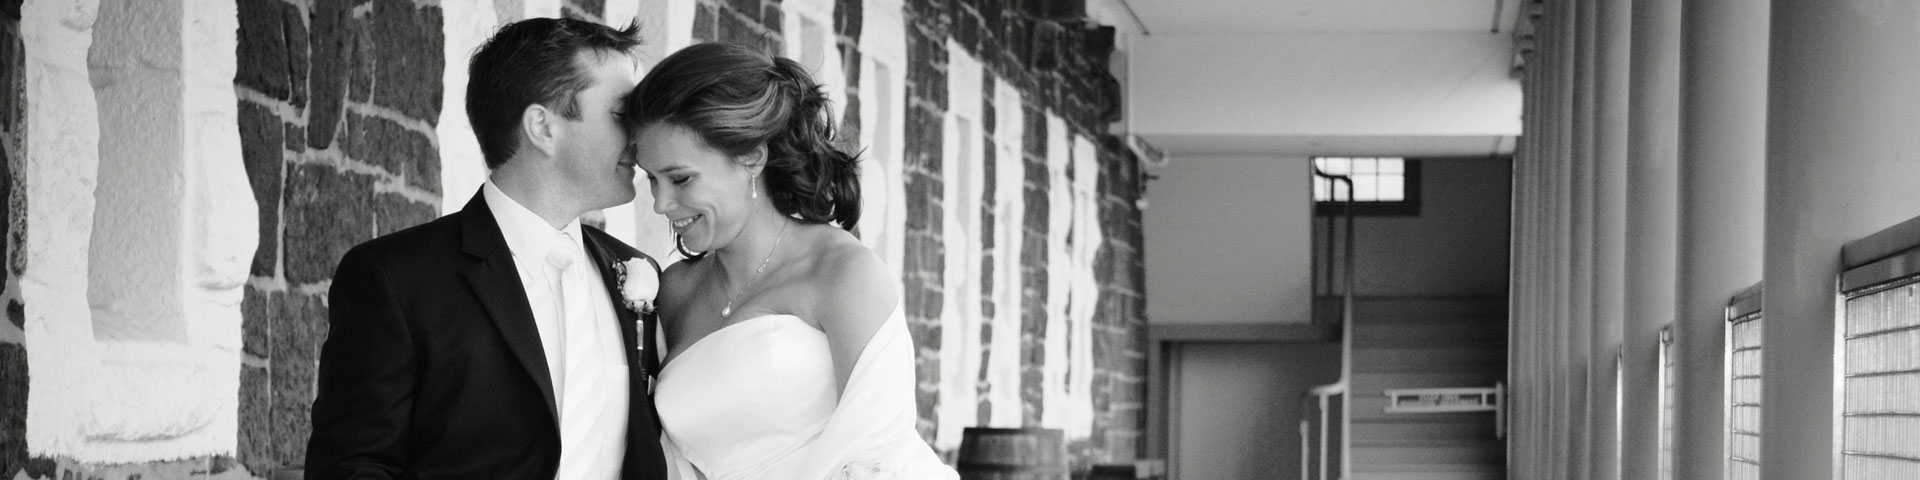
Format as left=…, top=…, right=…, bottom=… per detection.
left=1312, top=157, right=1423, bottom=217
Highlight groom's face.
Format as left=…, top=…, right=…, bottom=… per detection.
left=552, top=52, right=642, bottom=210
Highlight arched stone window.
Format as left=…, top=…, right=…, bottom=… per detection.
left=27, top=0, right=253, bottom=461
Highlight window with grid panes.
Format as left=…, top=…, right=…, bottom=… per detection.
left=1312, top=157, right=1421, bottom=216
left=1726, top=289, right=1763, bottom=480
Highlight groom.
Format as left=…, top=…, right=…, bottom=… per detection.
left=306, top=18, right=666, bottom=479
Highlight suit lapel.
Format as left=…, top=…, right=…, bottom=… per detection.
left=456, top=192, right=560, bottom=423
left=581, top=228, right=646, bottom=376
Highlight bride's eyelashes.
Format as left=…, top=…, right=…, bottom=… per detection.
left=646, top=173, right=695, bottom=187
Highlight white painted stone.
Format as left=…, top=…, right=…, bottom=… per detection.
left=782, top=0, right=845, bottom=123
left=603, top=0, right=639, bottom=28
left=440, top=0, right=499, bottom=215
left=495, top=0, right=560, bottom=22
left=631, top=0, right=695, bottom=65
left=175, top=0, right=248, bottom=454
left=856, top=0, right=906, bottom=290
left=1039, top=113, right=1071, bottom=432
left=986, top=78, right=1025, bottom=428
left=23, top=0, right=109, bottom=459
left=1066, top=134, right=1102, bottom=441
left=934, top=41, right=984, bottom=452
left=88, top=0, right=184, bottom=343
left=26, top=0, right=247, bottom=462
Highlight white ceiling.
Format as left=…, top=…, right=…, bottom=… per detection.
left=1119, top=0, right=1517, bottom=35
left=1108, top=0, right=1525, bottom=158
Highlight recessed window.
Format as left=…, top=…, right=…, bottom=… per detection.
left=1312, top=157, right=1421, bottom=216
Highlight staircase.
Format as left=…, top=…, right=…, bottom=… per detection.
left=1348, top=297, right=1508, bottom=480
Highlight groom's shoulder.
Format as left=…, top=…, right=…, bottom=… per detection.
left=580, top=224, right=644, bottom=259
left=340, top=211, right=466, bottom=267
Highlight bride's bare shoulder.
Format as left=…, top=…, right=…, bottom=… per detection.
left=806, top=232, right=894, bottom=310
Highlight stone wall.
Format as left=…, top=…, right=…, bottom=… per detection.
left=0, top=0, right=1147, bottom=476
left=1, top=0, right=27, bottom=475
left=233, top=0, right=445, bottom=475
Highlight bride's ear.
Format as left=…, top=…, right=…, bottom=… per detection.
left=521, top=104, right=561, bottom=158
left=740, top=145, right=768, bottom=177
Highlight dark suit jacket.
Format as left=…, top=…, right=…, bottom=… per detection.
left=307, top=191, right=667, bottom=479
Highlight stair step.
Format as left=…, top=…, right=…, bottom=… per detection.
left=1353, top=463, right=1506, bottom=480
left=1351, top=440, right=1504, bottom=465
left=1351, top=297, right=1508, bottom=323
left=1352, top=371, right=1505, bottom=393
left=1354, top=347, right=1508, bottom=369
left=1352, top=324, right=1504, bottom=348
left=1352, top=418, right=1502, bottom=441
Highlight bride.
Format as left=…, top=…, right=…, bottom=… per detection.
left=624, top=42, right=959, bottom=480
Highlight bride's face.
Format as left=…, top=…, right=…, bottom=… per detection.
left=634, top=123, right=758, bottom=252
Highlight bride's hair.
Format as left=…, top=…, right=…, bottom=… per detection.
left=626, top=42, right=861, bottom=232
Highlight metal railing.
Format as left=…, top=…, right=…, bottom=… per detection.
left=1302, top=167, right=1356, bottom=480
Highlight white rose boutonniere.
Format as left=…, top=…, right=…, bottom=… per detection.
left=613, top=257, right=658, bottom=314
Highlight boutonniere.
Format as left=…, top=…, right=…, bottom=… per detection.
left=613, top=257, right=658, bottom=314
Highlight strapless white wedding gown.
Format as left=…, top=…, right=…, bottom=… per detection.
left=655, top=312, right=958, bottom=480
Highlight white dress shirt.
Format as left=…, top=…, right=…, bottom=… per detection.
left=483, top=182, right=629, bottom=479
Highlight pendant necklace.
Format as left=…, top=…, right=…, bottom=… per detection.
left=721, top=220, right=789, bottom=318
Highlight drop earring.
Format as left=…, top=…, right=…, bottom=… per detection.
left=750, top=175, right=759, bottom=199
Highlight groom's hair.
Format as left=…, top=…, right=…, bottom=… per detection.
left=467, top=18, right=642, bottom=169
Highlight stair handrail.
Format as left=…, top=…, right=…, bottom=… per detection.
left=1305, top=166, right=1356, bottom=480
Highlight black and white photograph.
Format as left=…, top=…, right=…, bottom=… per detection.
left=0, top=0, right=1912, bottom=479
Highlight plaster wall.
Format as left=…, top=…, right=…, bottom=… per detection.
left=1143, top=155, right=1312, bottom=324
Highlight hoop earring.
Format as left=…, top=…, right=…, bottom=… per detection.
left=675, top=234, right=707, bottom=260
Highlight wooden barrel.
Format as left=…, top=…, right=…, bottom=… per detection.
left=956, top=427, right=1069, bottom=479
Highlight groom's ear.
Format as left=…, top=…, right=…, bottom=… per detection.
left=520, top=104, right=561, bottom=158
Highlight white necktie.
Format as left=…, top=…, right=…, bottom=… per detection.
left=549, top=232, right=624, bottom=478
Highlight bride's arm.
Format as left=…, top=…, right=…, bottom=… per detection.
left=810, top=244, right=897, bottom=396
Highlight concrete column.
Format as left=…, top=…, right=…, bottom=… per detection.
left=1672, top=0, right=1767, bottom=479
left=1566, top=1, right=1599, bottom=476
left=1546, top=0, right=1576, bottom=474
left=1588, top=0, right=1632, bottom=477
left=1620, top=0, right=1680, bottom=477
left=1763, top=3, right=1920, bottom=480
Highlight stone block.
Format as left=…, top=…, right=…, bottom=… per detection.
left=285, top=122, right=305, bottom=153
left=758, top=4, right=780, bottom=34
left=902, top=174, right=930, bottom=231
left=237, top=0, right=292, bottom=100
left=1, top=342, right=23, bottom=479
left=692, top=2, right=718, bottom=43
left=834, top=0, right=861, bottom=38
left=285, top=8, right=311, bottom=110
left=952, top=5, right=980, bottom=54
left=349, top=27, right=374, bottom=105
left=344, top=113, right=439, bottom=194
left=2, top=0, right=17, bottom=21
left=239, top=100, right=284, bottom=277
left=367, top=1, right=445, bottom=121
left=722, top=0, right=759, bottom=18
left=374, top=192, right=436, bottom=236
left=284, top=164, right=375, bottom=285
left=241, top=288, right=275, bottom=359
left=308, top=0, right=355, bottom=149
left=270, top=292, right=326, bottom=466
left=237, top=364, right=272, bottom=475
left=5, top=301, right=17, bottom=331
left=717, top=9, right=762, bottom=50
